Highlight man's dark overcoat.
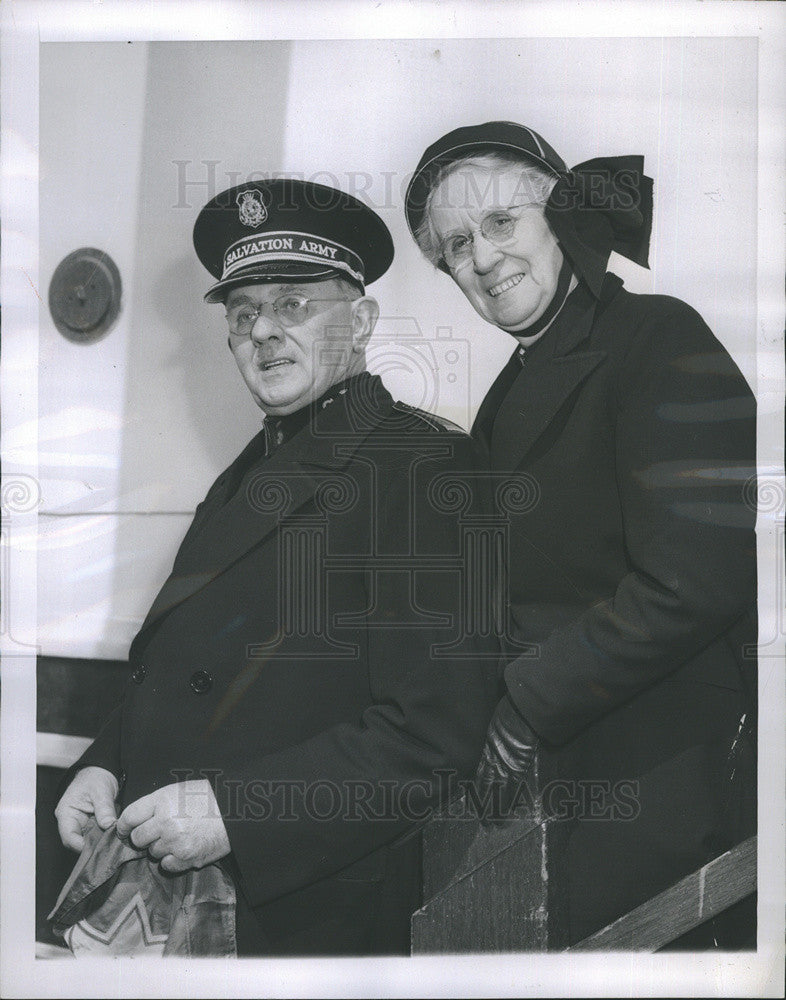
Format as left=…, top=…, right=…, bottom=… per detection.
left=473, top=274, right=758, bottom=943
left=72, top=372, right=499, bottom=954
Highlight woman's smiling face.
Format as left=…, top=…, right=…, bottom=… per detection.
left=428, top=165, right=564, bottom=333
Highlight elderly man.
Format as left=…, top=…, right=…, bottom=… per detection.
left=53, top=179, right=498, bottom=956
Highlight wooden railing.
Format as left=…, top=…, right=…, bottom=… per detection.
left=411, top=779, right=757, bottom=953
left=567, top=836, right=756, bottom=951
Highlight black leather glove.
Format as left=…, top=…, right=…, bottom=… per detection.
left=473, top=694, right=539, bottom=824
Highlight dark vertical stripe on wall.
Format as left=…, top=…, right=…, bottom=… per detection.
left=37, top=655, right=128, bottom=737
left=37, top=766, right=84, bottom=946
left=36, top=656, right=129, bottom=944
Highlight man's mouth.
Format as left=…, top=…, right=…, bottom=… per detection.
left=488, top=273, right=525, bottom=297
left=258, top=358, right=294, bottom=372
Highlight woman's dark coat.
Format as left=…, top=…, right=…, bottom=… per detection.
left=473, top=274, right=757, bottom=942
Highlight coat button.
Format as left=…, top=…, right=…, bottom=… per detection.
left=117, top=769, right=127, bottom=790
left=131, top=664, right=146, bottom=684
left=190, top=669, right=213, bottom=695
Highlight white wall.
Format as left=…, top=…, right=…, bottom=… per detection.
left=282, top=36, right=757, bottom=410
left=37, top=37, right=759, bottom=658
left=38, top=42, right=150, bottom=656
left=38, top=41, right=293, bottom=656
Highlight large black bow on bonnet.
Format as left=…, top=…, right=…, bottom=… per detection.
left=404, top=121, right=653, bottom=298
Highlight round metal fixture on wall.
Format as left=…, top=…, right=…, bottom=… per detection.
left=48, top=248, right=122, bottom=343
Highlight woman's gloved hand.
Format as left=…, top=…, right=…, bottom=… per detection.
left=473, top=695, right=539, bottom=824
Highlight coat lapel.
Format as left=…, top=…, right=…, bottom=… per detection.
left=133, top=375, right=394, bottom=644
left=172, top=426, right=268, bottom=560
left=485, top=279, right=615, bottom=471
left=489, top=350, right=606, bottom=470
left=471, top=347, right=523, bottom=451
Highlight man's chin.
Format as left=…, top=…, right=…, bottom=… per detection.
left=252, top=378, right=308, bottom=415
left=259, top=398, right=306, bottom=416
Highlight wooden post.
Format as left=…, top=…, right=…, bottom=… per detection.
left=412, top=773, right=757, bottom=955
left=412, top=759, right=570, bottom=953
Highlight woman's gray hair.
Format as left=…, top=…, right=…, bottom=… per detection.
left=413, top=151, right=560, bottom=268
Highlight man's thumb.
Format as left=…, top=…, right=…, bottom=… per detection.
left=93, top=796, right=117, bottom=829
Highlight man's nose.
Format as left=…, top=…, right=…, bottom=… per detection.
left=250, top=307, right=284, bottom=344
left=472, top=234, right=503, bottom=274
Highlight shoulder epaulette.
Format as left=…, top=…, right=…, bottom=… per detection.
left=391, top=401, right=467, bottom=434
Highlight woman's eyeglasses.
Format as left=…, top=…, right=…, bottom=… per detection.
left=438, top=203, right=539, bottom=270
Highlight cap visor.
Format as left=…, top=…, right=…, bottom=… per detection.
left=203, top=263, right=348, bottom=303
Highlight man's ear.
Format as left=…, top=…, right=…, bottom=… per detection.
left=350, top=296, right=379, bottom=352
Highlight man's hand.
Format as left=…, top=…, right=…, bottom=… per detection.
left=474, top=695, right=539, bottom=824
left=116, top=780, right=231, bottom=873
left=55, top=766, right=119, bottom=852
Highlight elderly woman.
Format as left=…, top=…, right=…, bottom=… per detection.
left=405, top=122, right=757, bottom=946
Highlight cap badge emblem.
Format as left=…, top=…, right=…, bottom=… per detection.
left=236, top=189, right=268, bottom=228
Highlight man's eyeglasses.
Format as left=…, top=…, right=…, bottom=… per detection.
left=226, top=293, right=351, bottom=335
left=438, top=203, right=541, bottom=270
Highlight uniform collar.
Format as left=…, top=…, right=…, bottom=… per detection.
left=262, top=373, right=369, bottom=455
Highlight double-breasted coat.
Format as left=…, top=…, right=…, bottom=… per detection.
left=71, top=372, right=499, bottom=955
left=473, top=274, right=758, bottom=943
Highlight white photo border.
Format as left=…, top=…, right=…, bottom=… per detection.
left=1, top=1, right=784, bottom=997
